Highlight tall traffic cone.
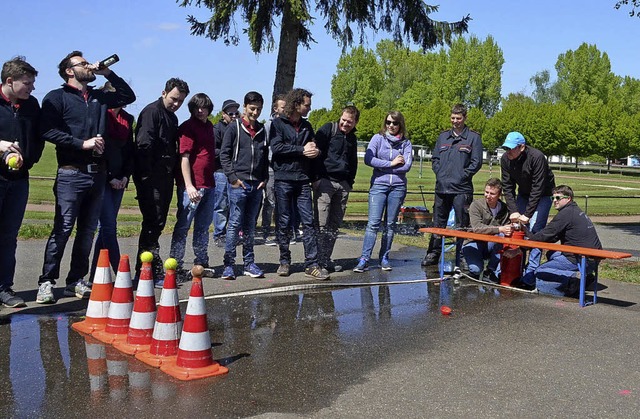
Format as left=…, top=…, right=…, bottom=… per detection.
left=93, top=255, right=134, bottom=344
left=136, top=259, right=183, bottom=367
left=161, top=265, right=229, bottom=380
left=73, top=249, right=114, bottom=334
left=114, top=252, right=157, bottom=355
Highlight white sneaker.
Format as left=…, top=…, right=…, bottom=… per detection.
left=36, top=281, right=55, bottom=304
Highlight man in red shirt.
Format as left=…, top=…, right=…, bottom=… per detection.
left=169, top=93, right=216, bottom=281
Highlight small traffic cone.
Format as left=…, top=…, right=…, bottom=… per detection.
left=161, top=266, right=228, bottom=380
left=114, top=252, right=157, bottom=355
left=93, top=255, right=134, bottom=344
left=83, top=335, right=108, bottom=400
left=136, top=259, right=183, bottom=367
left=73, top=249, right=114, bottom=334
left=106, top=346, right=129, bottom=401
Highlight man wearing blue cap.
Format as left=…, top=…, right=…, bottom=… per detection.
left=500, top=131, right=555, bottom=286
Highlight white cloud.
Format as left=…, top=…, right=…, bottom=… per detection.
left=157, top=22, right=181, bottom=31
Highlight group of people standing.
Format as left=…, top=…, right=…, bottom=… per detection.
left=0, top=52, right=603, bottom=309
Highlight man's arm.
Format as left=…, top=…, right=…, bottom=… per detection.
left=219, top=120, right=238, bottom=184
left=100, top=71, right=136, bottom=108
left=464, top=133, right=483, bottom=177
left=500, top=155, right=519, bottom=215
left=523, top=153, right=550, bottom=218
left=40, top=90, right=85, bottom=149
left=270, top=119, right=304, bottom=158
left=133, top=107, right=159, bottom=180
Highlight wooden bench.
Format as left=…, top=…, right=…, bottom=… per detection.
left=419, top=227, right=633, bottom=307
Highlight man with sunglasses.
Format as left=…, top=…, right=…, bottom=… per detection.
left=212, top=99, right=240, bottom=247
left=499, top=131, right=555, bottom=285
left=37, top=51, right=135, bottom=304
left=422, top=103, right=483, bottom=268
left=523, top=185, right=601, bottom=296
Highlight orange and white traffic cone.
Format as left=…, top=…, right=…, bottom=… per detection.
left=136, top=259, right=182, bottom=367
left=84, top=335, right=108, bottom=401
left=106, top=346, right=128, bottom=401
left=93, top=255, right=134, bottom=344
left=113, top=252, right=157, bottom=355
left=73, top=249, right=114, bottom=334
left=161, top=266, right=228, bottom=380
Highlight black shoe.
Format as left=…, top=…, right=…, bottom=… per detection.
left=482, top=269, right=499, bottom=284
left=512, top=279, right=536, bottom=291
left=277, top=263, right=290, bottom=277
left=421, top=252, right=439, bottom=267
left=0, top=288, right=26, bottom=308
left=176, top=268, right=192, bottom=284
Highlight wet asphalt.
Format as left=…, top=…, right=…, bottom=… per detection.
left=1, top=222, right=639, bottom=418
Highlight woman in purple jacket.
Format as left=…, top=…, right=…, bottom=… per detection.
left=353, top=111, right=413, bottom=272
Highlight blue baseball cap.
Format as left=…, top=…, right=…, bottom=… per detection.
left=502, top=131, right=526, bottom=149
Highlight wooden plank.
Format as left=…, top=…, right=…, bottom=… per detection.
left=419, top=227, right=632, bottom=260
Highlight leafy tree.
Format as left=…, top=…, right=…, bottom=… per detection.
left=177, top=1, right=470, bottom=99
left=529, top=70, right=559, bottom=104
left=331, top=46, right=384, bottom=110
left=555, top=43, right=620, bottom=108
left=615, top=0, right=640, bottom=17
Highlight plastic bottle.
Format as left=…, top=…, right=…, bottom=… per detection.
left=188, top=188, right=205, bottom=211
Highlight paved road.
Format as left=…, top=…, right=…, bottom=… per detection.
left=1, top=223, right=639, bottom=417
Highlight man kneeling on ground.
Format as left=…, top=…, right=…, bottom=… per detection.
left=522, top=185, right=601, bottom=296
left=461, top=178, right=511, bottom=283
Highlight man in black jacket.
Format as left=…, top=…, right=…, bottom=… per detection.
left=525, top=185, right=601, bottom=296
left=423, top=103, right=483, bottom=267
left=270, top=88, right=328, bottom=280
left=37, top=51, right=135, bottom=304
left=133, top=78, right=189, bottom=285
left=500, top=131, right=555, bottom=285
left=0, top=57, right=43, bottom=307
left=312, top=105, right=359, bottom=272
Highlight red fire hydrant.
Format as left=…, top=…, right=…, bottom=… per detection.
left=499, top=229, right=526, bottom=286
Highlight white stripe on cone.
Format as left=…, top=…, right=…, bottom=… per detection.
left=185, top=297, right=206, bottom=315
left=178, top=331, right=211, bottom=351
left=128, top=311, right=156, bottom=330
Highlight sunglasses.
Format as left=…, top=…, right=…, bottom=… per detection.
left=226, top=112, right=240, bottom=117
left=385, top=120, right=399, bottom=126
left=552, top=195, right=569, bottom=201
left=69, top=61, right=90, bottom=68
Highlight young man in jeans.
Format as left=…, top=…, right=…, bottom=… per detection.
left=219, top=91, right=269, bottom=280
left=169, top=93, right=216, bottom=281
left=270, top=88, right=329, bottom=280
left=0, top=57, right=44, bottom=307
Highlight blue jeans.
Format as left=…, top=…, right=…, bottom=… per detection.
left=91, top=183, right=125, bottom=278
left=224, top=181, right=263, bottom=266
left=41, top=168, right=106, bottom=286
left=360, top=183, right=407, bottom=261
left=462, top=240, right=503, bottom=276
left=518, top=195, right=552, bottom=282
left=170, top=186, right=215, bottom=268
left=212, top=171, right=229, bottom=239
left=0, top=177, right=28, bottom=291
left=274, top=180, right=318, bottom=267
left=535, top=251, right=595, bottom=296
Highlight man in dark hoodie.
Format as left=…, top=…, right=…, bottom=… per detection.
left=525, top=185, right=601, bottom=296
left=312, top=105, right=359, bottom=272
left=38, top=51, right=135, bottom=304
left=0, top=57, right=43, bottom=307
left=500, top=131, right=555, bottom=286
left=133, top=77, right=189, bottom=286
left=270, top=88, right=328, bottom=280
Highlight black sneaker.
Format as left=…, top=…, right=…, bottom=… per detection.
left=513, top=279, right=536, bottom=291
left=0, top=288, right=26, bottom=308
left=176, top=268, right=192, bottom=284
left=305, top=265, right=330, bottom=280
left=482, top=269, right=499, bottom=284
left=421, top=252, right=439, bottom=267
left=264, top=238, right=277, bottom=246
left=277, top=263, right=290, bottom=276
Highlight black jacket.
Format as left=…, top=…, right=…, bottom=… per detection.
left=0, top=93, right=43, bottom=181
left=527, top=201, right=602, bottom=262
left=432, top=126, right=483, bottom=194
left=501, top=145, right=555, bottom=218
left=220, top=118, right=269, bottom=184
left=41, top=72, right=135, bottom=168
left=269, top=115, right=315, bottom=182
left=104, top=109, right=134, bottom=183
left=134, top=98, right=179, bottom=181
left=313, top=122, right=358, bottom=186
left=213, top=119, right=230, bottom=170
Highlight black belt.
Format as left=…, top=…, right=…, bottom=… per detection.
left=59, top=163, right=105, bottom=174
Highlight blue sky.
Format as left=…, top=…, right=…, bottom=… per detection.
left=5, top=0, right=640, bottom=122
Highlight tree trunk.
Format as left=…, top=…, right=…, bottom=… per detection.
left=272, top=3, right=300, bottom=101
